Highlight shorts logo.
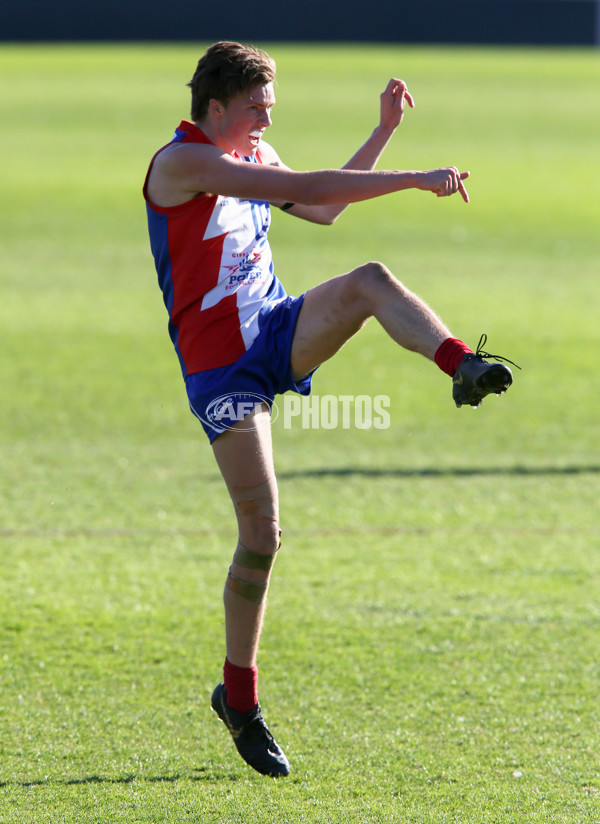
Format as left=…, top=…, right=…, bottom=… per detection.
left=200, top=392, right=279, bottom=434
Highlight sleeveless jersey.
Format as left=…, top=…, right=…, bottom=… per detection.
left=143, top=121, right=287, bottom=377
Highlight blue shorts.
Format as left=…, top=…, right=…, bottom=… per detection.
left=185, top=294, right=315, bottom=443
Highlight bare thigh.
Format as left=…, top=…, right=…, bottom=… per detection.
left=290, top=268, right=372, bottom=380
left=291, top=261, right=450, bottom=380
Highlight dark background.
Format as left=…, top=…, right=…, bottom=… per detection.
left=1, top=0, right=599, bottom=45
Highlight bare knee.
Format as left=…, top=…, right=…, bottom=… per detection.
left=345, top=261, right=404, bottom=310
left=358, top=260, right=393, bottom=282
left=238, top=513, right=281, bottom=555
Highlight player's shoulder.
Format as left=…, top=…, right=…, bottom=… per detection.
left=154, top=139, right=224, bottom=171
left=146, top=140, right=229, bottom=207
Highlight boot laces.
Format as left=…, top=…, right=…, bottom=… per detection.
left=475, top=334, right=521, bottom=370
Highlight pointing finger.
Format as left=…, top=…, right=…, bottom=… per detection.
left=459, top=171, right=470, bottom=203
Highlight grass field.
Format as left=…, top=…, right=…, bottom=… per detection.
left=1, top=42, right=599, bottom=823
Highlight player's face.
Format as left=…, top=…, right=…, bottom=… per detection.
left=216, top=83, right=275, bottom=157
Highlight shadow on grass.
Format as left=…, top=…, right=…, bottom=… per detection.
left=0, top=768, right=238, bottom=788
left=278, top=464, right=600, bottom=480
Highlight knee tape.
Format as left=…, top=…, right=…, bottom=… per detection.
left=226, top=569, right=269, bottom=604
left=229, top=478, right=278, bottom=525
left=225, top=479, right=280, bottom=602
left=226, top=539, right=280, bottom=603
left=233, top=541, right=279, bottom=571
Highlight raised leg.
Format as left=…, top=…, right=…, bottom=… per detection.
left=290, top=261, right=452, bottom=379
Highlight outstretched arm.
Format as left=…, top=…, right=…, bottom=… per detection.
left=149, top=140, right=470, bottom=209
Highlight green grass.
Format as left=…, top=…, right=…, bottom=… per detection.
left=1, top=43, right=599, bottom=823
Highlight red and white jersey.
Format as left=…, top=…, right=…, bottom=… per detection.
left=143, top=121, right=287, bottom=376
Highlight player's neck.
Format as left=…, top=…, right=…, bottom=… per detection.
left=194, top=118, right=234, bottom=156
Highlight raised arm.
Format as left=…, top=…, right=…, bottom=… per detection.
left=341, top=77, right=416, bottom=172
left=270, top=78, right=468, bottom=224
left=277, top=78, right=420, bottom=224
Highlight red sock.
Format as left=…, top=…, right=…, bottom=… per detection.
left=223, top=658, right=259, bottom=713
left=434, top=337, right=473, bottom=377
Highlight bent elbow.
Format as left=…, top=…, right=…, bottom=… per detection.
left=309, top=208, right=340, bottom=226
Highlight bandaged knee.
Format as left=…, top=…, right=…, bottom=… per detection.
left=229, top=478, right=279, bottom=525
left=225, top=479, right=281, bottom=602
left=226, top=540, right=280, bottom=603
